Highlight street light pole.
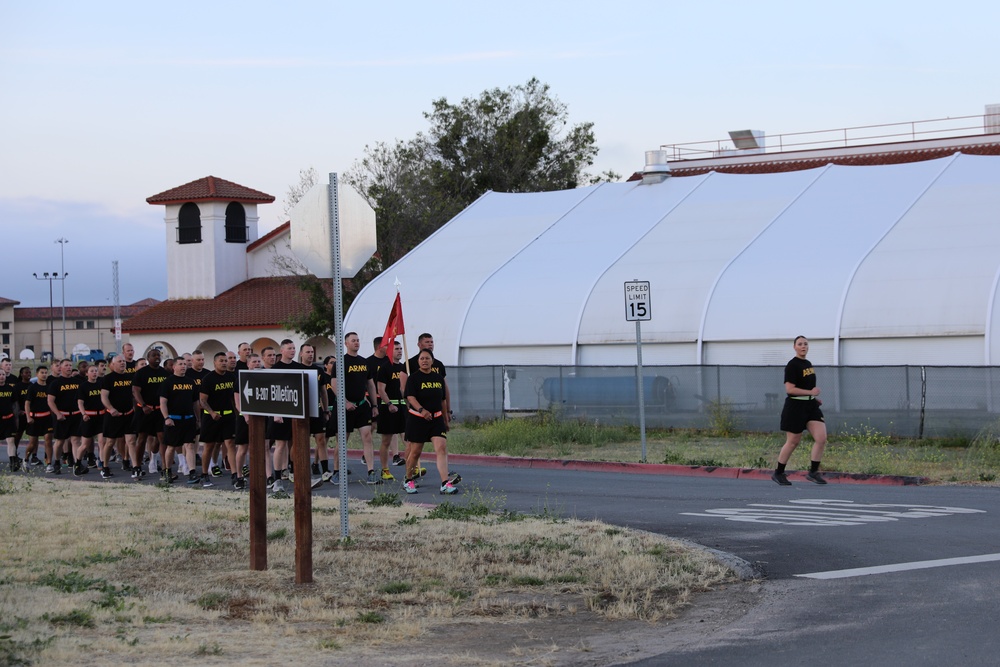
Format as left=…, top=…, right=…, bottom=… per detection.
left=56, top=238, right=69, bottom=359
left=33, top=271, right=67, bottom=361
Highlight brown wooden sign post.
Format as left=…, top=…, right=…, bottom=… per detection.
left=291, top=414, right=313, bottom=583
left=239, top=369, right=317, bottom=583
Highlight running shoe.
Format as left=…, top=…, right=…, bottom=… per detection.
left=187, top=472, right=201, bottom=485
left=403, top=479, right=417, bottom=494
left=234, top=477, right=247, bottom=490
left=413, top=466, right=427, bottom=478
left=440, top=480, right=458, bottom=495
left=311, top=462, right=320, bottom=476
left=202, top=477, right=214, bottom=488
left=73, top=463, right=87, bottom=477
left=266, top=476, right=275, bottom=490
left=270, top=479, right=284, bottom=494
left=447, top=472, right=462, bottom=485
left=771, top=472, right=792, bottom=486
left=28, top=455, right=42, bottom=466
left=101, top=468, right=113, bottom=479
left=381, top=468, right=395, bottom=481
left=392, top=454, right=405, bottom=467
left=242, top=465, right=249, bottom=477
left=367, top=470, right=382, bottom=485
left=87, top=455, right=97, bottom=468
left=51, top=464, right=62, bottom=475
left=281, top=469, right=290, bottom=480
left=805, top=471, right=828, bottom=485
left=211, top=465, right=222, bottom=478
left=45, top=464, right=54, bottom=473
left=310, top=476, right=323, bottom=489
left=331, top=471, right=341, bottom=484
left=321, top=471, right=333, bottom=483
left=9, top=456, right=22, bottom=473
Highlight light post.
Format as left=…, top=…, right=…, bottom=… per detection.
left=33, top=271, right=67, bottom=360
left=55, top=238, right=68, bottom=358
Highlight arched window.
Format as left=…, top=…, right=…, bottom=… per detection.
left=177, top=203, right=202, bottom=244
left=225, top=202, right=248, bottom=243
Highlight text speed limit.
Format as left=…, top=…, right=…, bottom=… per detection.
left=624, top=281, right=651, bottom=321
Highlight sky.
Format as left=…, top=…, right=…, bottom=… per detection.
left=2, top=0, right=998, bottom=307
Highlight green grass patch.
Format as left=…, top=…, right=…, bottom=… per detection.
left=42, top=609, right=95, bottom=628
left=380, top=581, right=412, bottom=595
left=356, top=611, right=385, bottom=624
left=369, top=491, right=402, bottom=507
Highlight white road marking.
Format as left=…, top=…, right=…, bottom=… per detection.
left=681, top=499, right=985, bottom=526
left=795, top=553, right=1000, bottom=579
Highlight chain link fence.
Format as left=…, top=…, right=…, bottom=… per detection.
left=451, top=365, right=1000, bottom=438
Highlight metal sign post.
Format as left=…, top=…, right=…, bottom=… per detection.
left=328, top=172, right=350, bottom=540
left=624, top=280, right=651, bottom=463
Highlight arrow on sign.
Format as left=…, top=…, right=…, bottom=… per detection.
left=243, top=382, right=253, bottom=405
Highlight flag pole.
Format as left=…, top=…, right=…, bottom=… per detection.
left=395, top=277, right=411, bottom=375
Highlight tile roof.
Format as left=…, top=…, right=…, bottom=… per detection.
left=15, top=300, right=157, bottom=321
left=0, top=296, right=20, bottom=306
left=247, top=221, right=290, bottom=252
left=122, top=276, right=330, bottom=333
left=629, top=142, right=1000, bottom=180
left=146, top=176, right=275, bottom=205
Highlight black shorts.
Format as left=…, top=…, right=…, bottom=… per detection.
left=200, top=413, right=236, bottom=443
left=0, top=414, right=14, bottom=439
left=346, top=402, right=372, bottom=433
left=376, top=403, right=406, bottom=435
left=233, top=414, right=249, bottom=446
left=79, top=414, right=104, bottom=439
left=102, top=411, right=134, bottom=439
left=309, top=415, right=328, bottom=435
left=404, top=413, right=447, bottom=444
left=27, top=414, right=53, bottom=437
left=266, top=417, right=292, bottom=440
left=135, top=408, right=164, bottom=435
left=780, top=398, right=825, bottom=434
left=164, top=417, right=197, bottom=447
left=54, top=413, right=82, bottom=440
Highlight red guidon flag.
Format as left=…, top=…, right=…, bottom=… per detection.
left=379, top=293, right=405, bottom=350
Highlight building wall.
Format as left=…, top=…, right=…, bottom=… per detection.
left=164, top=201, right=260, bottom=299
left=0, top=304, right=14, bottom=359
left=12, top=315, right=130, bottom=360
left=128, top=329, right=335, bottom=361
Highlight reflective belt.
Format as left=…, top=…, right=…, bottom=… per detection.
left=389, top=399, right=406, bottom=405
left=29, top=411, right=51, bottom=417
left=204, top=410, right=234, bottom=415
left=84, top=409, right=106, bottom=416
left=1, top=413, right=13, bottom=420
left=409, top=408, right=443, bottom=418
left=789, top=396, right=815, bottom=401
left=168, top=414, right=195, bottom=420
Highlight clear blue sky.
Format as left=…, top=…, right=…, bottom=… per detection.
left=3, top=0, right=997, bottom=307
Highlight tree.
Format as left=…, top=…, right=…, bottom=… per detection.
left=286, top=79, right=617, bottom=338
left=346, top=78, right=617, bottom=268
left=282, top=167, right=318, bottom=220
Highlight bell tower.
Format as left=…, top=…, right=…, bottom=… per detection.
left=147, top=176, right=275, bottom=299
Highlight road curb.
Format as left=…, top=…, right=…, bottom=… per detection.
left=440, top=453, right=929, bottom=486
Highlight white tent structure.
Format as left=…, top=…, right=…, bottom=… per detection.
left=345, top=152, right=1000, bottom=367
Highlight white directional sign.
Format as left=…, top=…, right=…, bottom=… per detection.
left=238, top=369, right=319, bottom=418
left=624, top=280, right=651, bottom=322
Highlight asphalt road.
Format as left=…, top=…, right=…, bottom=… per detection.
left=6, top=454, right=999, bottom=666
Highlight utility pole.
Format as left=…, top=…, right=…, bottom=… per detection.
left=112, top=261, right=121, bottom=355
left=55, top=237, right=69, bottom=358
left=33, top=271, right=66, bottom=360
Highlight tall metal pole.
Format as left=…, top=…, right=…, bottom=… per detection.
left=327, top=173, right=349, bottom=539
left=56, top=238, right=68, bottom=358
left=112, top=261, right=121, bottom=355
left=33, top=272, right=64, bottom=360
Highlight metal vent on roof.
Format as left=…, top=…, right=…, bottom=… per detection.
left=641, top=150, right=671, bottom=185
left=986, top=104, right=1000, bottom=135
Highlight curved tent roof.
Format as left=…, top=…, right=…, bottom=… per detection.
left=345, top=153, right=1000, bottom=366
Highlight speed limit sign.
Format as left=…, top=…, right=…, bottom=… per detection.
left=624, top=281, right=650, bottom=321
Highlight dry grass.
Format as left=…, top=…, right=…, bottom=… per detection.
left=0, top=473, right=736, bottom=666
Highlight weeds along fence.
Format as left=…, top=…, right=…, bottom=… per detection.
left=450, top=365, right=1000, bottom=438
